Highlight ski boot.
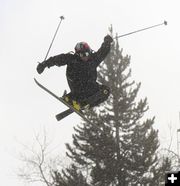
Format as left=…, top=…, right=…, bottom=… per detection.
left=62, top=90, right=87, bottom=111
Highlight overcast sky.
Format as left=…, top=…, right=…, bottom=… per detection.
left=1, top=0, right=180, bottom=185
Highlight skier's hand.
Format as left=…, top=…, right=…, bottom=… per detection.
left=36, top=62, right=46, bottom=74
left=104, top=35, right=113, bottom=43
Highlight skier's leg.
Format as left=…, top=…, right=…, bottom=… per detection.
left=65, top=78, right=110, bottom=110
left=91, top=84, right=110, bottom=107
left=63, top=78, right=87, bottom=110
left=81, top=84, right=110, bottom=108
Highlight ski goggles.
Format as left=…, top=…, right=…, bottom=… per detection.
left=78, top=52, right=90, bottom=58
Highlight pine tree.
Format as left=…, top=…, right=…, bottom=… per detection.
left=55, top=30, right=171, bottom=186
left=52, top=164, right=89, bottom=186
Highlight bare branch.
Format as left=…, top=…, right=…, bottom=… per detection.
left=17, top=128, right=63, bottom=186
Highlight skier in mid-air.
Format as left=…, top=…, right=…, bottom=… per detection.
left=36, top=35, right=113, bottom=111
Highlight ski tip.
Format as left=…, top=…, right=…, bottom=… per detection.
left=34, top=78, right=37, bottom=82
left=34, top=78, right=39, bottom=84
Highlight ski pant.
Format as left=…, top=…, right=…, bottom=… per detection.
left=84, top=84, right=110, bottom=107
left=66, top=79, right=110, bottom=107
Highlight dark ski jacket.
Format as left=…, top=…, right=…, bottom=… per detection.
left=43, top=40, right=111, bottom=96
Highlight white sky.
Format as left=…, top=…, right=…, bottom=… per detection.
left=1, top=0, right=180, bottom=185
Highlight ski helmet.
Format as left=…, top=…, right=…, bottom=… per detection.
left=74, top=42, right=92, bottom=55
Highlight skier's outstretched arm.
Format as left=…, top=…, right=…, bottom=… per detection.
left=36, top=53, right=73, bottom=74
left=93, top=35, right=113, bottom=66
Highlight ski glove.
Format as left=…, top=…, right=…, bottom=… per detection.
left=104, top=35, right=113, bottom=44
left=36, top=62, right=46, bottom=74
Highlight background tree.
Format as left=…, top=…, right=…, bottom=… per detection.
left=55, top=29, right=172, bottom=186
left=17, top=128, right=64, bottom=186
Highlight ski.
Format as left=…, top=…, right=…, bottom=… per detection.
left=55, top=87, right=109, bottom=121
left=34, top=78, right=103, bottom=132
left=56, top=108, right=73, bottom=121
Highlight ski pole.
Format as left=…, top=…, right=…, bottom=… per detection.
left=114, top=20, right=167, bottom=39
left=44, top=16, right=65, bottom=61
